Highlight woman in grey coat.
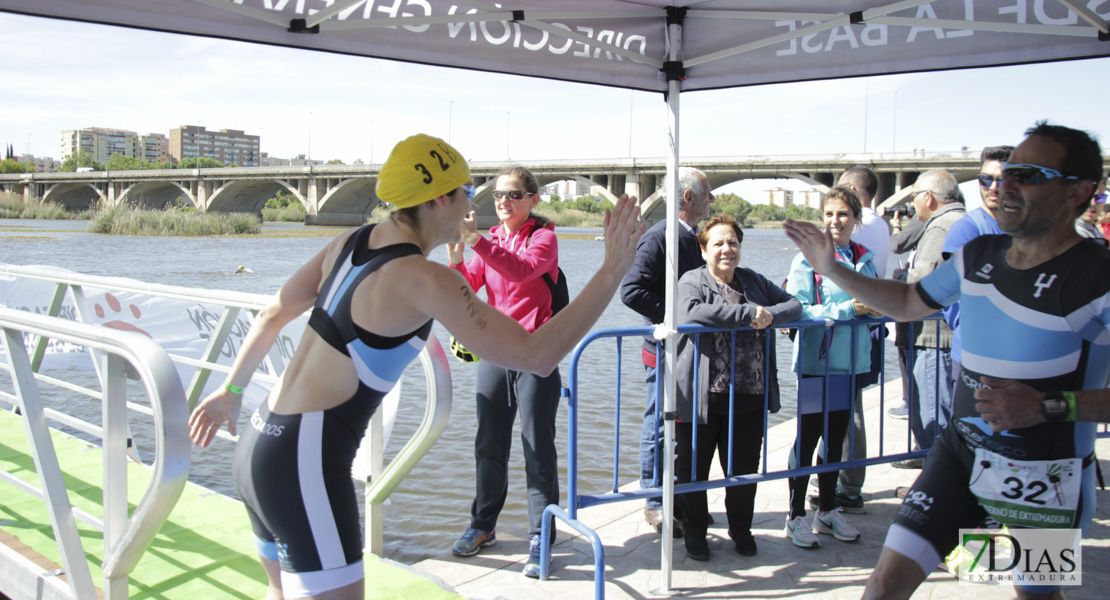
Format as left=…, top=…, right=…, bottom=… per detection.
left=674, top=214, right=802, bottom=561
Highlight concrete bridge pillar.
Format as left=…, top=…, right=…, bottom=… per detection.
left=307, top=175, right=319, bottom=213
left=877, top=172, right=897, bottom=205
left=196, top=179, right=215, bottom=211
left=589, top=174, right=609, bottom=190
left=609, top=174, right=626, bottom=196
left=635, top=174, right=657, bottom=200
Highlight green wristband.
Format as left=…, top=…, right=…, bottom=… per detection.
left=1063, top=391, right=1077, bottom=422
left=224, top=381, right=245, bottom=395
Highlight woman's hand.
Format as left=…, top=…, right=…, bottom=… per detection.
left=749, top=305, right=773, bottom=329
left=446, top=241, right=466, bottom=265
left=459, top=211, right=480, bottom=246
left=188, top=388, right=242, bottom=448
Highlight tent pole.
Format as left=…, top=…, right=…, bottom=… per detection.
left=655, top=8, right=684, bottom=597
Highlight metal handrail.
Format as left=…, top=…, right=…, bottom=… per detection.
left=363, top=337, right=453, bottom=556
left=0, top=307, right=189, bottom=600
left=0, top=264, right=453, bottom=572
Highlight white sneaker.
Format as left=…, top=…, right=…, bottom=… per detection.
left=785, top=515, right=819, bottom=549
left=814, top=509, right=860, bottom=542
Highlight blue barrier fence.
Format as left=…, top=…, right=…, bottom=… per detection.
left=541, top=314, right=951, bottom=598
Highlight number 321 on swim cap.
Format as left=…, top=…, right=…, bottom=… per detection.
left=376, top=134, right=471, bottom=209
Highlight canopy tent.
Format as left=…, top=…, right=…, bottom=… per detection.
left=4, top=1, right=1109, bottom=92
left=5, top=0, right=1108, bottom=593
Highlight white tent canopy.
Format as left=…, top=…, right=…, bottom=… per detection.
left=6, top=0, right=1108, bottom=594
left=4, top=1, right=1109, bottom=92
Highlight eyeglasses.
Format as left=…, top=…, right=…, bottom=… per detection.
left=1095, top=193, right=1107, bottom=204
left=463, top=184, right=475, bottom=202
left=1000, top=161, right=1080, bottom=185
left=977, top=174, right=1003, bottom=188
left=492, top=190, right=535, bottom=202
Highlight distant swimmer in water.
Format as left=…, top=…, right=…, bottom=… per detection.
left=235, top=265, right=253, bottom=274
left=187, top=133, right=643, bottom=600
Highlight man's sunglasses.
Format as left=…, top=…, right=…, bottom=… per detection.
left=977, top=174, right=1003, bottom=188
left=463, top=184, right=475, bottom=202
left=1000, top=161, right=1081, bottom=185
left=492, top=190, right=535, bottom=202
left=1095, top=193, right=1107, bottom=204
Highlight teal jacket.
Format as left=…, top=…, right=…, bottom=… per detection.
left=785, top=243, right=877, bottom=376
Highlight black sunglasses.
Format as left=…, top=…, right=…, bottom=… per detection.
left=492, top=190, right=535, bottom=202
left=977, top=174, right=1003, bottom=188
left=1000, top=161, right=1080, bottom=185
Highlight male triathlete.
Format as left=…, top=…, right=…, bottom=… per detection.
left=784, top=121, right=1109, bottom=600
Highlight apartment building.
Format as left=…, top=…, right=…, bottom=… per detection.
left=60, top=128, right=140, bottom=163
left=169, top=125, right=260, bottom=166
left=139, top=133, right=170, bottom=164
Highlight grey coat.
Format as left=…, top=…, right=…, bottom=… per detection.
left=675, top=265, right=803, bottom=424
left=908, top=201, right=965, bottom=348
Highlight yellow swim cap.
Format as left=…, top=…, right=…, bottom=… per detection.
left=376, top=134, right=471, bottom=209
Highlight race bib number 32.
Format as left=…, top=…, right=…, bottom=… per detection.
left=969, top=448, right=1081, bottom=528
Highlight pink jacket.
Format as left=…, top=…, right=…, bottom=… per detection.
left=451, top=218, right=559, bottom=333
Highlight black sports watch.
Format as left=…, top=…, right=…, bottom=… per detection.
left=1041, top=391, right=1071, bottom=422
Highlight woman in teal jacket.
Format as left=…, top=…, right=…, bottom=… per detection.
left=783, top=186, right=880, bottom=550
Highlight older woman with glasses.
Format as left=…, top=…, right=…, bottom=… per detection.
left=446, top=165, right=563, bottom=578
left=673, top=214, right=802, bottom=561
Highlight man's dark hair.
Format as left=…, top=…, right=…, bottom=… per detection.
left=980, top=145, right=1013, bottom=165
left=1024, top=120, right=1103, bottom=183
left=841, top=165, right=878, bottom=200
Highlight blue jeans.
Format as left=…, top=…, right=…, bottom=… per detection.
left=640, top=363, right=662, bottom=509
left=911, top=347, right=953, bottom=450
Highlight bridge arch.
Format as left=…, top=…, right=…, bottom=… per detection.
left=117, top=181, right=195, bottom=210
left=638, top=173, right=832, bottom=223
left=206, top=179, right=305, bottom=214
left=42, top=183, right=105, bottom=211
left=470, top=174, right=619, bottom=229
left=316, top=177, right=378, bottom=219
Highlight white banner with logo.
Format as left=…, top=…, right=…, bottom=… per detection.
left=0, top=263, right=305, bottom=411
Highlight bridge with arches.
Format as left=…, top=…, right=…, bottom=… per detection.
left=0, top=151, right=983, bottom=227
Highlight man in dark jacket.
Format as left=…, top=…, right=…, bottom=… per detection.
left=620, top=166, right=712, bottom=536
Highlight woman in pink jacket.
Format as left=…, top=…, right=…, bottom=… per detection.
left=446, top=166, right=562, bottom=579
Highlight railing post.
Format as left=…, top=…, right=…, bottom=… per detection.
left=185, top=306, right=242, bottom=407
left=2, top=326, right=98, bottom=600
left=102, top=353, right=129, bottom=600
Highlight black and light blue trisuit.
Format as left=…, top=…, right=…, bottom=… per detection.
left=888, top=234, right=1110, bottom=593
left=233, top=224, right=430, bottom=596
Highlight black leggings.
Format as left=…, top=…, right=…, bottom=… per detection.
left=788, top=408, right=851, bottom=518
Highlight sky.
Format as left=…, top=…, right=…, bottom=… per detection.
left=4, top=10, right=1110, bottom=201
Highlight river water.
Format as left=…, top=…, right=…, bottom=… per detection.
left=0, top=219, right=899, bottom=565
